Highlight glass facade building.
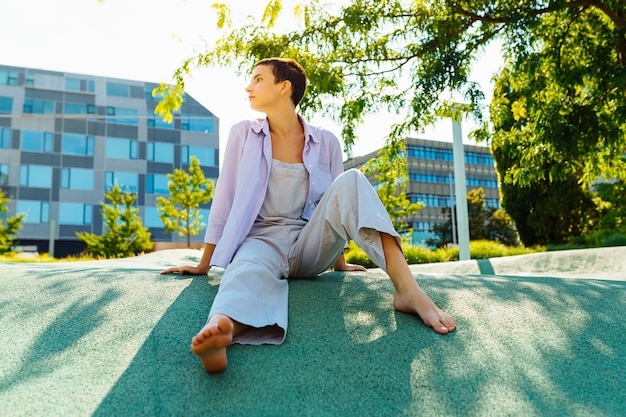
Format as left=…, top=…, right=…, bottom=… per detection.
left=0, top=65, right=219, bottom=257
left=344, top=137, right=500, bottom=245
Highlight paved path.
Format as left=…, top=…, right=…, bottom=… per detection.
left=1, top=247, right=624, bottom=416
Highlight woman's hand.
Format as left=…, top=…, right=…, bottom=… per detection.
left=333, top=253, right=367, bottom=272
left=160, top=264, right=210, bottom=276
left=334, top=263, right=367, bottom=272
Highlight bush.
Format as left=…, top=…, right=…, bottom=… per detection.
left=343, top=239, right=542, bottom=268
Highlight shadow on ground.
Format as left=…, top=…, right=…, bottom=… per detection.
left=92, top=271, right=626, bottom=417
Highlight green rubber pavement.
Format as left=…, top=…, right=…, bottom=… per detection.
left=1, top=247, right=625, bottom=417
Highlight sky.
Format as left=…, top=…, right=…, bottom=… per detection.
left=0, top=0, right=504, bottom=163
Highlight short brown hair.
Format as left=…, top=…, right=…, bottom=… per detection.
left=255, top=58, right=307, bottom=106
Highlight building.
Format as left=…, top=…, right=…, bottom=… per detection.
left=0, top=65, right=219, bottom=257
left=344, top=137, right=499, bottom=245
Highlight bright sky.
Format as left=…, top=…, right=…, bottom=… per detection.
left=0, top=0, right=503, bottom=162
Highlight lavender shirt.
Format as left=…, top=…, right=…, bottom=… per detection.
left=204, top=116, right=344, bottom=268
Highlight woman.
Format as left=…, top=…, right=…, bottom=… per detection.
left=161, top=58, right=456, bottom=373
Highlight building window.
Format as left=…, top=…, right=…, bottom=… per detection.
left=65, top=78, right=81, bottom=91
left=64, top=102, right=96, bottom=115
left=20, top=130, right=53, bottom=152
left=17, top=200, right=50, bottom=223
left=0, top=127, right=11, bottom=148
left=143, top=206, right=163, bottom=227
left=407, top=145, right=454, bottom=162
left=147, top=117, right=173, bottom=129
left=61, top=168, right=94, bottom=190
left=0, top=164, right=8, bottom=185
left=105, top=171, right=138, bottom=193
left=25, top=73, right=35, bottom=86
left=182, top=145, right=215, bottom=166
left=62, top=133, right=94, bottom=156
left=107, top=107, right=138, bottom=125
left=106, top=137, right=138, bottom=160
left=409, top=193, right=452, bottom=208
left=0, top=96, right=13, bottom=113
left=181, top=116, right=215, bottom=133
left=20, top=165, right=52, bottom=188
left=465, top=151, right=494, bottom=166
left=23, top=99, right=54, bottom=114
left=146, top=174, right=169, bottom=194
left=87, top=80, right=95, bottom=93
left=0, top=70, right=17, bottom=85
left=59, top=203, right=92, bottom=225
left=106, top=82, right=129, bottom=97
left=147, top=142, right=174, bottom=163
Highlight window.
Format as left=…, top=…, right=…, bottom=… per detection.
left=148, top=117, right=173, bottom=129
left=146, top=174, right=169, bottom=194
left=182, top=116, right=215, bottom=133
left=0, top=70, right=17, bottom=85
left=409, top=193, right=452, bottom=208
left=106, top=82, right=129, bottom=97
left=182, top=146, right=215, bottom=166
left=107, top=107, right=138, bottom=125
left=105, top=171, right=138, bottom=193
left=64, top=102, right=96, bottom=115
left=61, top=168, right=94, bottom=190
left=407, top=145, right=454, bottom=162
left=62, top=133, right=94, bottom=156
left=0, top=127, right=10, bottom=148
left=59, top=203, right=92, bottom=225
left=65, top=78, right=80, bottom=91
left=0, top=164, right=8, bottom=185
left=87, top=80, right=95, bottom=93
left=465, top=151, right=494, bottom=166
left=0, top=96, right=13, bottom=113
left=25, top=73, right=35, bottom=86
left=23, top=99, right=54, bottom=114
left=17, top=200, right=50, bottom=223
left=147, top=142, right=174, bottom=163
left=20, top=130, right=53, bottom=152
left=106, top=137, right=138, bottom=159
left=20, top=165, right=52, bottom=188
left=143, top=206, right=163, bottom=227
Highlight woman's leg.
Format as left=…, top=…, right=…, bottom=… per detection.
left=292, top=169, right=455, bottom=333
left=380, top=233, right=456, bottom=334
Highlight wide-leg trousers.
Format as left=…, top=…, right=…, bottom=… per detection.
left=207, top=169, right=401, bottom=344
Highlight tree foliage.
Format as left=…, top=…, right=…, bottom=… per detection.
left=427, top=187, right=519, bottom=248
left=156, top=0, right=625, bottom=245
left=363, top=140, right=423, bottom=232
left=76, top=184, right=153, bottom=258
left=156, top=156, right=214, bottom=248
left=0, top=189, right=25, bottom=254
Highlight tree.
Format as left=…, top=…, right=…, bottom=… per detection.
left=427, top=187, right=519, bottom=248
left=363, top=140, right=423, bottom=233
left=76, top=184, right=152, bottom=258
left=156, top=156, right=214, bottom=248
left=0, top=189, right=25, bottom=254
left=155, top=0, right=625, bottom=245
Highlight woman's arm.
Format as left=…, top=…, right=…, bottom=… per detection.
left=160, top=243, right=216, bottom=275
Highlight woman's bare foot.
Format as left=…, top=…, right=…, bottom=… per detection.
left=394, top=288, right=456, bottom=334
left=191, top=315, right=234, bottom=373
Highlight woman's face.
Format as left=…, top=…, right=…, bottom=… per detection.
left=245, top=64, right=285, bottom=112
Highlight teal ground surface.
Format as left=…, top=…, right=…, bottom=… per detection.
left=1, top=247, right=625, bottom=417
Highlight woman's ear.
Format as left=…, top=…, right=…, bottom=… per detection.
left=279, top=80, right=292, bottom=97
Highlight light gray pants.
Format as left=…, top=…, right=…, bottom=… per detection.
left=208, top=169, right=400, bottom=344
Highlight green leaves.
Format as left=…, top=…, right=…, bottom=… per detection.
left=156, top=156, right=214, bottom=248
left=76, top=184, right=153, bottom=259
left=0, top=189, right=25, bottom=254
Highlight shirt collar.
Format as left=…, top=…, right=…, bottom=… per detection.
left=249, top=115, right=320, bottom=144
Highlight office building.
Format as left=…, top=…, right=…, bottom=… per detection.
left=344, top=137, right=499, bottom=244
left=0, top=64, right=219, bottom=257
